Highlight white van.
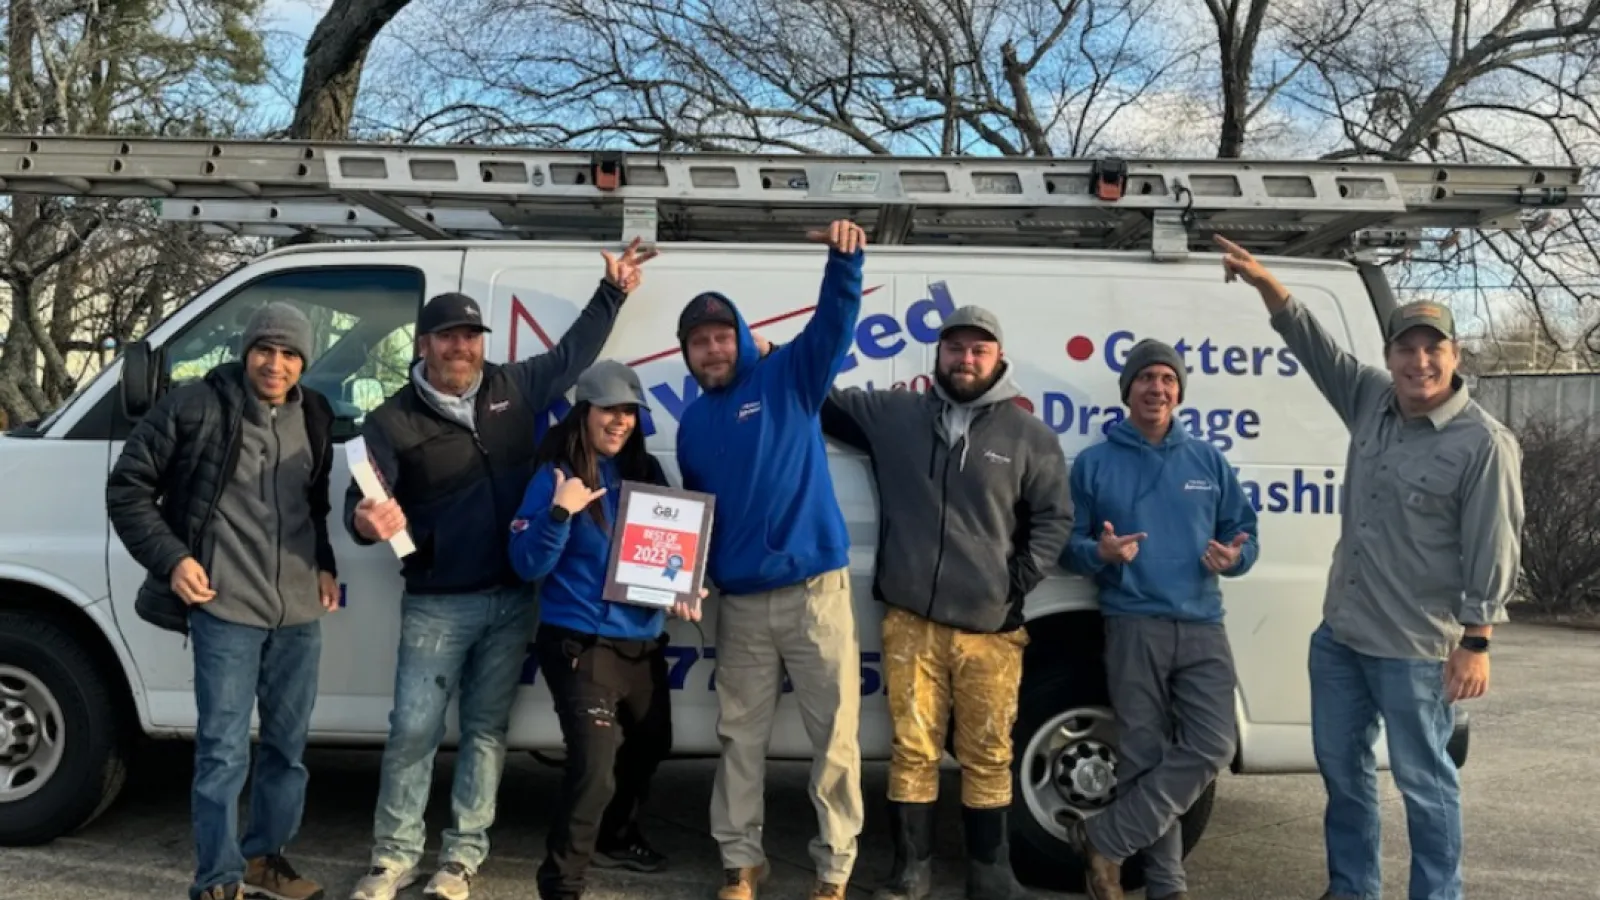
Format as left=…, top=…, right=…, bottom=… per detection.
left=0, top=237, right=1467, bottom=893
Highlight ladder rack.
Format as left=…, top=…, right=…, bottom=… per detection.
left=0, top=134, right=1587, bottom=258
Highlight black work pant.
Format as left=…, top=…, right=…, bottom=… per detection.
left=534, top=623, right=673, bottom=900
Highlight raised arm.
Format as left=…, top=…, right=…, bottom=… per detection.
left=1014, top=435, right=1074, bottom=597
left=781, top=221, right=867, bottom=414
left=106, top=390, right=193, bottom=579
left=508, top=238, right=658, bottom=412
left=508, top=279, right=627, bottom=413
left=1458, top=427, right=1524, bottom=629
left=1216, top=235, right=1389, bottom=429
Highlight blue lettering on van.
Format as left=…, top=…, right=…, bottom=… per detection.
left=837, top=279, right=956, bottom=372
left=539, top=282, right=958, bottom=435
left=1102, top=330, right=1301, bottom=378
left=1042, top=390, right=1263, bottom=452
left=1235, top=467, right=1346, bottom=516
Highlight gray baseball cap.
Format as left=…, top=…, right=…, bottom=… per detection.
left=939, top=305, right=1004, bottom=345
left=1387, top=300, right=1456, bottom=342
left=575, top=360, right=651, bottom=411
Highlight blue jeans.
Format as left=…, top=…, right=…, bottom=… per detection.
left=188, top=607, right=322, bottom=900
left=1309, top=622, right=1462, bottom=900
left=370, top=586, right=538, bottom=873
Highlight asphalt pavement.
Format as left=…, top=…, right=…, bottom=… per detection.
left=1, top=622, right=1595, bottom=899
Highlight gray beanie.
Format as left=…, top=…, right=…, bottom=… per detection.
left=243, top=302, right=315, bottom=363
left=1119, top=338, right=1186, bottom=403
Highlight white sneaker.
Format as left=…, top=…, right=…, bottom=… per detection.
left=422, top=862, right=473, bottom=900
left=349, top=865, right=418, bottom=900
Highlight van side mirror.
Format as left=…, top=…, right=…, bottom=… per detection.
left=120, top=340, right=159, bottom=418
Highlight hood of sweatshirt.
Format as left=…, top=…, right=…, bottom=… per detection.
left=931, top=358, right=1023, bottom=470
left=680, top=292, right=762, bottom=394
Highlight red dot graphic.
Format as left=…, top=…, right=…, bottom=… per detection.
left=1066, top=335, right=1094, bottom=361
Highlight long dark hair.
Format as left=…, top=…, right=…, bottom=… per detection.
left=533, top=401, right=654, bottom=527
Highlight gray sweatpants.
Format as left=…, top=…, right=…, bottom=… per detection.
left=1087, top=615, right=1238, bottom=896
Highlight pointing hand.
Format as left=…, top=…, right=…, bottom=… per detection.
left=1203, top=532, right=1250, bottom=573
left=1097, top=522, right=1147, bottom=565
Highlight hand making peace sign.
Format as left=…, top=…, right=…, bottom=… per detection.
left=602, top=236, right=660, bottom=295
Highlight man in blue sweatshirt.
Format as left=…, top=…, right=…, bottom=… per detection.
left=1058, top=339, right=1260, bottom=900
left=675, top=220, right=867, bottom=900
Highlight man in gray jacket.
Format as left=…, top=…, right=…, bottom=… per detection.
left=107, top=302, right=340, bottom=900
left=819, top=306, right=1073, bottom=900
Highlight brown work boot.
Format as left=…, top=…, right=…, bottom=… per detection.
left=197, top=884, right=243, bottom=900
left=717, top=863, right=769, bottom=900
left=811, top=880, right=846, bottom=900
left=244, top=855, right=325, bottom=900
left=1063, top=820, right=1122, bottom=900
left=1149, top=893, right=1190, bottom=900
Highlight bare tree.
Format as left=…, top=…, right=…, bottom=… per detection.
left=290, top=0, right=417, bottom=140
left=383, top=0, right=1202, bottom=156
left=0, top=0, right=267, bottom=424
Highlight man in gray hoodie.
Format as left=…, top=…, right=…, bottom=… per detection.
left=107, top=302, right=340, bottom=900
left=818, top=306, right=1073, bottom=900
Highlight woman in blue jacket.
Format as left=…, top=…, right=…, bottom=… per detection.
left=509, top=360, right=700, bottom=900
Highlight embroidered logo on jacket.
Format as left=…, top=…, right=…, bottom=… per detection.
left=1184, top=479, right=1216, bottom=492
left=983, top=450, right=1013, bottom=465
left=738, top=400, right=763, bottom=422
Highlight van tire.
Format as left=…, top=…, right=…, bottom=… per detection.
left=0, top=612, right=130, bottom=845
left=1009, top=664, right=1216, bottom=894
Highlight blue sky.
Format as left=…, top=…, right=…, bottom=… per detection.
left=252, top=0, right=328, bottom=125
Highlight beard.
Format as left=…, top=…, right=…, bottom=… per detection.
left=428, top=356, right=482, bottom=394
left=935, top=365, right=1001, bottom=403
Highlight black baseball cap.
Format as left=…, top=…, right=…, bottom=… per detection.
left=677, top=292, right=739, bottom=343
left=419, top=292, right=492, bottom=336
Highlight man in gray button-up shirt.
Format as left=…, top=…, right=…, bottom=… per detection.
left=1216, top=237, right=1523, bottom=900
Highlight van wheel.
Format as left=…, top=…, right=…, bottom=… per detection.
left=0, top=612, right=130, bottom=845
left=1009, top=664, right=1216, bottom=894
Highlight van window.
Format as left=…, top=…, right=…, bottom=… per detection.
left=161, top=266, right=424, bottom=437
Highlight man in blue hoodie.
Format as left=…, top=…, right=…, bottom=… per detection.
left=675, top=219, right=867, bottom=900
left=1058, top=339, right=1259, bottom=900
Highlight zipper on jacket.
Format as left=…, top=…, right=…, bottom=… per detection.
left=925, top=425, right=953, bottom=619
left=271, top=405, right=286, bottom=628
left=199, top=393, right=247, bottom=566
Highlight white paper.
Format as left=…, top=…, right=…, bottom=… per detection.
left=625, top=585, right=678, bottom=609
left=345, top=436, right=416, bottom=558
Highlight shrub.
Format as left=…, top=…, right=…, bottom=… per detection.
left=1511, top=413, right=1600, bottom=616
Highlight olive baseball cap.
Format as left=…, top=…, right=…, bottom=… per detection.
left=1387, top=301, right=1456, bottom=342
left=940, top=305, right=1004, bottom=345
left=574, top=360, right=652, bottom=411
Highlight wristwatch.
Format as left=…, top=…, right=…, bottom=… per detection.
left=1459, top=635, right=1490, bottom=653
left=549, top=506, right=572, bottom=523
